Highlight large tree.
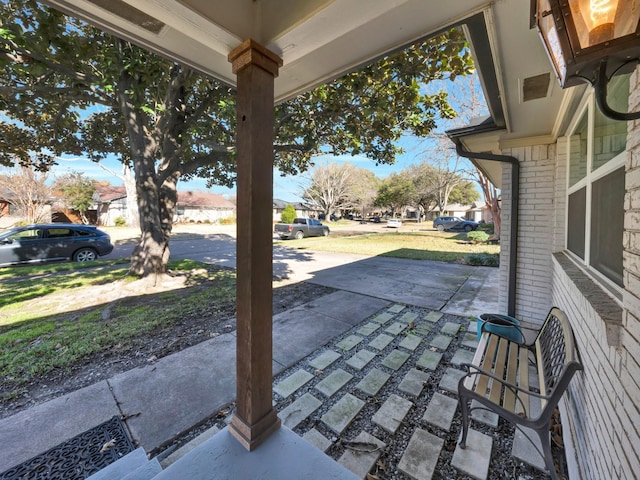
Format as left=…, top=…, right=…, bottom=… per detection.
left=301, top=162, right=358, bottom=219
left=0, top=0, right=473, bottom=280
left=375, top=173, right=415, bottom=218
left=348, top=169, right=380, bottom=219
left=428, top=75, right=502, bottom=235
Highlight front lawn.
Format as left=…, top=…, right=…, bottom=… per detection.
left=0, top=260, right=236, bottom=396
left=275, top=230, right=500, bottom=263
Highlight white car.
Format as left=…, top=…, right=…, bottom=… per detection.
left=386, top=219, right=402, bottom=228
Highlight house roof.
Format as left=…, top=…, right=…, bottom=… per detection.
left=43, top=1, right=572, bottom=164
left=442, top=203, right=469, bottom=212
left=273, top=198, right=311, bottom=210
left=272, top=199, right=289, bottom=210
left=177, top=191, right=236, bottom=209
left=94, top=183, right=127, bottom=202
left=94, top=184, right=236, bottom=209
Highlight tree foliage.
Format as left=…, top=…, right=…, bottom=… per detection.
left=448, top=179, right=480, bottom=205
left=375, top=173, right=415, bottom=217
left=53, top=171, right=96, bottom=224
left=348, top=169, right=380, bottom=218
left=0, top=0, right=474, bottom=279
left=280, top=204, right=297, bottom=224
left=374, top=162, right=479, bottom=218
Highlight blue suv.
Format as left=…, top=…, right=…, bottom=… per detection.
left=0, top=224, right=114, bottom=266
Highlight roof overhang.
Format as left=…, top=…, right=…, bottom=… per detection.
left=41, top=0, right=577, bottom=184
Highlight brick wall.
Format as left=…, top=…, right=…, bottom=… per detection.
left=498, top=144, right=557, bottom=323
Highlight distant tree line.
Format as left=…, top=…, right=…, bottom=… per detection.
left=301, top=160, right=480, bottom=221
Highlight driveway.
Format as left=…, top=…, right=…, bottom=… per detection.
left=105, top=223, right=499, bottom=318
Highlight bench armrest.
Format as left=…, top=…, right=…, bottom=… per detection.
left=461, top=363, right=549, bottom=401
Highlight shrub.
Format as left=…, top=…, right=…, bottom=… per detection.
left=281, top=204, right=297, bottom=224
left=467, top=230, right=489, bottom=244
left=114, top=216, right=127, bottom=227
left=464, top=253, right=499, bottom=267
left=219, top=217, right=236, bottom=225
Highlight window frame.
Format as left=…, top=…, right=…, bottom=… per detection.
left=564, top=93, right=627, bottom=296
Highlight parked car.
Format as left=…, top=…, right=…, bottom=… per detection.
left=387, top=219, right=402, bottom=228
left=0, top=224, right=114, bottom=267
left=274, top=218, right=330, bottom=239
left=433, top=216, right=479, bottom=232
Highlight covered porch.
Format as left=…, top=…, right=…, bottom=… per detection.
left=34, top=0, right=640, bottom=478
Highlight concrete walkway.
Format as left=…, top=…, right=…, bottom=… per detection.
left=0, top=255, right=516, bottom=478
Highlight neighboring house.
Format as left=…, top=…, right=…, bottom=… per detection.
left=94, top=184, right=236, bottom=225
left=93, top=184, right=128, bottom=227
left=272, top=198, right=318, bottom=222
left=0, top=197, right=13, bottom=228
left=439, top=203, right=469, bottom=218
left=465, top=202, right=493, bottom=224
left=430, top=202, right=493, bottom=223
left=175, top=191, right=236, bottom=223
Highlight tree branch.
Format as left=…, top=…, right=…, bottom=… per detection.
left=0, top=85, right=113, bottom=106
left=2, top=37, right=101, bottom=86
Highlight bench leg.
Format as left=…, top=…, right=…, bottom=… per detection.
left=458, top=395, right=471, bottom=449
left=536, top=427, right=558, bottom=480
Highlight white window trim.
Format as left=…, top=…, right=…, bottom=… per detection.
left=564, top=91, right=626, bottom=298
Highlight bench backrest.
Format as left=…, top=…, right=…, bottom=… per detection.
left=534, top=307, right=583, bottom=409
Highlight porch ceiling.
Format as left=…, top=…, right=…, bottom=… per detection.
left=43, top=0, right=573, bottom=185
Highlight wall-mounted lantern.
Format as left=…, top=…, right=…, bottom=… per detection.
left=531, top=0, right=640, bottom=120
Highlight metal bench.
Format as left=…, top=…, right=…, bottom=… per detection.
left=457, top=307, right=582, bottom=480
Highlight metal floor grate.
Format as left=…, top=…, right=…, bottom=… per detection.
left=0, top=416, right=135, bottom=480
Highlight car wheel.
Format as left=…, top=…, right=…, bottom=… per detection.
left=464, top=225, right=473, bottom=232
left=73, top=248, right=98, bottom=262
left=436, top=224, right=445, bottom=232
left=322, top=229, right=329, bottom=237
left=294, top=230, right=304, bottom=240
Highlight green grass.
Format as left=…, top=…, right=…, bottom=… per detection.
left=0, top=262, right=132, bottom=312
left=275, top=230, right=500, bottom=262
left=0, top=260, right=236, bottom=393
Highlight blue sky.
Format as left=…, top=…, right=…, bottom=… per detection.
left=54, top=134, right=446, bottom=203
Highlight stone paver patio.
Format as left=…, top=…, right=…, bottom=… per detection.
left=270, top=303, right=551, bottom=480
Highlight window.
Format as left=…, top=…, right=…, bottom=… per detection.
left=47, top=228, right=74, bottom=238
left=565, top=75, right=628, bottom=288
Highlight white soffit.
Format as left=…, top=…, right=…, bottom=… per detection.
left=43, top=0, right=492, bottom=101
left=41, top=0, right=570, bottom=143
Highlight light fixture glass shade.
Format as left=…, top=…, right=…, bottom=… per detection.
left=569, top=0, right=640, bottom=48
left=537, top=0, right=568, bottom=81
left=534, top=0, right=640, bottom=88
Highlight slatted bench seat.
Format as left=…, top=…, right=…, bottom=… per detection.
left=457, top=307, right=583, bottom=480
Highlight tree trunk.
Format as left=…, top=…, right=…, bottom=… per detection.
left=117, top=73, right=169, bottom=282
left=129, top=156, right=169, bottom=283
left=477, top=170, right=501, bottom=238
left=123, top=164, right=140, bottom=229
